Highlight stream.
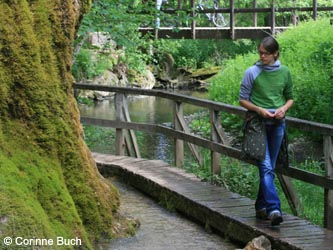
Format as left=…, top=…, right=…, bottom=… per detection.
left=95, top=177, right=241, bottom=250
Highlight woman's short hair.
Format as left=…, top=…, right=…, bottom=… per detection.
left=260, top=36, right=280, bottom=59
left=259, top=36, right=280, bottom=59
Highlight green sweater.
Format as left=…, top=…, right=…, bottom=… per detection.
left=240, top=60, right=293, bottom=109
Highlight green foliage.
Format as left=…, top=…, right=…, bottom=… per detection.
left=218, top=158, right=259, bottom=198
left=209, top=18, right=333, bottom=124
left=75, top=0, right=155, bottom=74
left=76, top=97, right=94, bottom=106
left=184, top=150, right=213, bottom=181
left=152, top=39, right=257, bottom=70
left=278, top=19, right=333, bottom=124
left=189, top=115, right=211, bottom=137
left=83, top=125, right=116, bottom=154
left=73, top=0, right=333, bottom=78
left=72, top=49, right=113, bottom=81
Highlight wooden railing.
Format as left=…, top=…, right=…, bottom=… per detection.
left=75, top=83, right=333, bottom=230
left=141, top=0, right=333, bottom=39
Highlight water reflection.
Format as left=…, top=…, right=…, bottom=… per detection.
left=79, top=91, right=208, bottom=164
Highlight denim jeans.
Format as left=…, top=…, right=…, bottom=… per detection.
left=255, top=119, right=286, bottom=215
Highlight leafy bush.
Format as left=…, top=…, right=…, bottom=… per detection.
left=72, top=49, right=113, bottom=81
left=152, top=39, right=257, bottom=70
left=83, top=125, right=115, bottom=154
left=209, top=18, right=333, bottom=124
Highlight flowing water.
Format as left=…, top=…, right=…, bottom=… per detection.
left=95, top=177, right=241, bottom=250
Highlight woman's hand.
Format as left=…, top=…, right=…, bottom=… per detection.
left=274, top=107, right=286, bottom=119
left=258, top=107, right=275, bottom=118
left=274, top=100, right=294, bottom=119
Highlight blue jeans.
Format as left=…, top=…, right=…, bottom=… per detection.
left=255, top=119, right=286, bottom=215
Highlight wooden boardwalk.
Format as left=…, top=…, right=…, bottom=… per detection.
left=93, top=153, right=333, bottom=250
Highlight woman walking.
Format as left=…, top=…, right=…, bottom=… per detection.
left=239, top=36, right=294, bottom=226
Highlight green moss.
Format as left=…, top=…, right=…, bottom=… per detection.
left=0, top=141, right=91, bottom=248
left=0, top=1, right=120, bottom=249
left=190, top=66, right=222, bottom=78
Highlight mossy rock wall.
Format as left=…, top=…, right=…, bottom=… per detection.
left=0, top=1, right=119, bottom=248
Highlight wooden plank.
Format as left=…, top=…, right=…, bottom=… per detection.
left=175, top=103, right=203, bottom=167
left=122, top=96, right=141, bottom=158
left=277, top=174, right=302, bottom=216
left=94, top=154, right=144, bottom=165
left=204, top=200, right=254, bottom=208
left=277, top=165, right=333, bottom=189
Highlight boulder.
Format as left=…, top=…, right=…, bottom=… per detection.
left=236, top=235, right=271, bottom=250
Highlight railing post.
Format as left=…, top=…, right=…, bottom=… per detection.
left=270, top=1, right=276, bottom=35
left=277, top=174, right=302, bottom=216
left=210, top=109, right=221, bottom=176
left=230, top=0, right=235, bottom=39
left=122, top=95, right=141, bottom=158
left=323, top=135, right=333, bottom=229
left=115, top=93, right=125, bottom=156
left=191, top=0, right=196, bottom=39
left=312, top=0, right=318, bottom=20
left=253, top=0, right=257, bottom=27
left=292, top=0, right=298, bottom=26
left=174, top=101, right=184, bottom=167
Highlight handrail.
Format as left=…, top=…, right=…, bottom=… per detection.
left=75, top=83, right=333, bottom=135
left=75, top=83, right=333, bottom=229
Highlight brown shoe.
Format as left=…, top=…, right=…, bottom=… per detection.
left=255, top=208, right=268, bottom=220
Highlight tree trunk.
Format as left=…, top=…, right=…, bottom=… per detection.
left=0, top=1, right=120, bottom=248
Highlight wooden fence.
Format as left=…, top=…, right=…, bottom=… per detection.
left=140, top=0, right=333, bottom=39
left=75, top=83, right=333, bottom=230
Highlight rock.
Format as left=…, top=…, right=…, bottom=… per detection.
left=76, top=70, right=119, bottom=100
left=190, top=66, right=221, bottom=80
left=89, top=32, right=116, bottom=50
left=159, top=53, right=176, bottom=81
left=236, top=235, right=271, bottom=250
left=139, top=69, right=156, bottom=89
left=128, top=67, right=156, bottom=89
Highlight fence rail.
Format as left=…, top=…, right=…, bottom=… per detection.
left=75, top=83, right=333, bottom=229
